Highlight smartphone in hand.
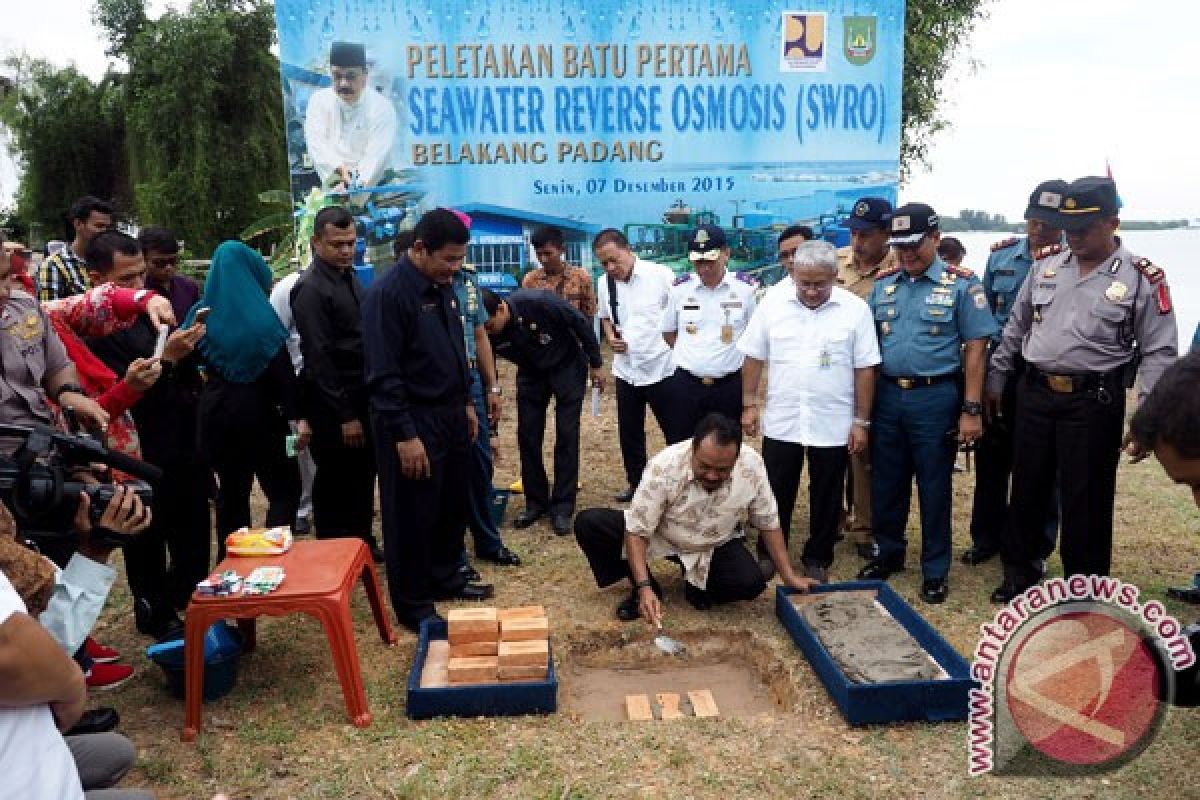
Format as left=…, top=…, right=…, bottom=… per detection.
left=153, top=325, right=169, bottom=358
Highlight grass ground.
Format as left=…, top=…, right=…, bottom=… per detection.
left=92, top=366, right=1199, bottom=799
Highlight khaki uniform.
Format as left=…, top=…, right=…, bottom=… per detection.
left=0, top=289, right=70, bottom=447
left=833, top=246, right=897, bottom=542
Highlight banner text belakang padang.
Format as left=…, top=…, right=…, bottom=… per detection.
left=405, top=43, right=889, bottom=165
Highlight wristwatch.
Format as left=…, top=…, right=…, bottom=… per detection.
left=53, top=383, right=86, bottom=403
left=852, top=417, right=871, bottom=428
left=633, top=578, right=655, bottom=590
left=962, top=401, right=984, bottom=416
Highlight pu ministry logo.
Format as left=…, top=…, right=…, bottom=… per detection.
left=967, top=575, right=1196, bottom=775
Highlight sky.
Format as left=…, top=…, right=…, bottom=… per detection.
left=2, top=0, right=1198, bottom=220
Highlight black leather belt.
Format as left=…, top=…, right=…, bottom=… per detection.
left=1026, top=365, right=1122, bottom=394
left=881, top=373, right=960, bottom=389
left=679, top=368, right=739, bottom=386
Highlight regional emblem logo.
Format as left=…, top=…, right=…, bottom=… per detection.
left=843, top=16, right=877, bottom=66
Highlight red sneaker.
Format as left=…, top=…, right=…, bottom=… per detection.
left=84, top=636, right=120, bottom=664
left=85, top=662, right=134, bottom=691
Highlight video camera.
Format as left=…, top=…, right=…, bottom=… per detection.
left=0, top=423, right=161, bottom=546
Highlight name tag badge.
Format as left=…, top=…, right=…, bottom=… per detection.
left=720, top=301, right=743, bottom=309
left=682, top=304, right=701, bottom=312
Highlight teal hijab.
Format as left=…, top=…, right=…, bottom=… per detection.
left=183, top=241, right=288, bottom=383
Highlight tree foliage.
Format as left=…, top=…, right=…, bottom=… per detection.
left=0, top=56, right=126, bottom=241
left=901, top=0, right=990, bottom=176
left=95, top=0, right=288, bottom=254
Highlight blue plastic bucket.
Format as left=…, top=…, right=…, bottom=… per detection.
left=148, top=623, right=244, bottom=703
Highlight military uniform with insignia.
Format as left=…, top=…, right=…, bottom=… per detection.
left=833, top=196, right=895, bottom=555
left=662, top=224, right=758, bottom=442
left=858, top=203, right=997, bottom=603
left=988, top=177, right=1178, bottom=599
left=0, top=288, right=72, bottom=443
left=965, top=181, right=1067, bottom=565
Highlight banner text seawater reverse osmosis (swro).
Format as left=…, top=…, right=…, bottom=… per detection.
left=275, top=0, right=905, bottom=274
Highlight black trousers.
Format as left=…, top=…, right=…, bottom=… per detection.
left=970, top=372, right=1060, bottom=555
left=614, top=376, right=673, bottom=488
left=309, top=402, right=378, bottom=546
left=373, top=405, right=468, bottom=626
left=211, top=416, right=300, bottom=560
left=1004, top=373, right=1125, bottom=582
left=660, top=369, right=742, bottom=444
left=573, top=508, right=766, bottom=604
left=123, top=457, right=213, bottom=611
left=516, top=355, right=587, bottom=515
left=759, top=437, right=848, bottom=568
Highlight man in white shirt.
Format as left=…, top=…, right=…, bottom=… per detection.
left=574, top=414, right=816, bottom=621
left=739, top=240, right=880, bottom=582
left=594, top=229, right=677, bottom=502
left=661, top=225, right=758, bottom=443
left=304, top=41, right=398, bottom=190
left=269, top=270, right=317, bottom=534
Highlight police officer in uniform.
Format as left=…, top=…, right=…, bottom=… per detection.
left=363, top=209, right=494, bottom=633
left=858, top=203, right=997, bottom=603
left=963, top=180, right=1067, bottom=566
left=836, top=197, right=896, bottom=560
left=482, top=288, right=605, bottom=535
left=988, top=176, right=1177, bottom=602
left=661, top=224, right=758, bottom=442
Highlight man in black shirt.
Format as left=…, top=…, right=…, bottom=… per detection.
left=362, top=209, right=493, bottom=632
left=291, top=207, right=383, bottom=562
left=482, top=288, right=604, bottom=535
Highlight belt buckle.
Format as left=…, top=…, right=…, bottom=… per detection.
left=701, top=377, right=715, bottom=386
left=1046, top=374, right=1074, bottom=393
left=897, top=377, right=914, bottom=389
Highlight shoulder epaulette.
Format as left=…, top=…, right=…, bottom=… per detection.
left=461, top=262, right=478, bottom=273
left=990, top=236, right=1020, bottom=252
left=946, top=265, right=975, bottom=280
left=1034, top=243, right=1064, bottom=260
left=672, top=273, right=693, bottom=286
left=1133, top=257, right=1165, bottom=285
left=734, top=271, right=759, bottom=287
left=876, top=265, right=901, bottom=279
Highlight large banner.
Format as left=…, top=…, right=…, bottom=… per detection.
left=275, top=0, right=905, bottom=276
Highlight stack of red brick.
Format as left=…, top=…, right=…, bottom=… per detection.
left=445, top=606, right=550, bottom=684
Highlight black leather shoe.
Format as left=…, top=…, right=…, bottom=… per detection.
left=990, top=580, right=1030, bottom=604
left=66, top=707, right=120, bottom=736
left=684, top=582, right=713, bottom=611
left=479, top=546, right=521, bottom=567
left=398, top=612, right=445, bottom=635
left=614, top=486, right=636, bottom=503
left=856, top=541, right=879, bottom=560
left=369, top=542, right=386, bottom=564
left=921, top=578, right=949, bottom=604
left=155, top=617, right=185, bottom=644
left=616, top=593, right=641, bottom=621
left=513, top=509, right=546, bottom=528
left=458, top=564, right=482, bottom=583
left=434, top=582, right=495, bottom=602
left=135, top=598, right=185, bottom=641
left=961, top=546, right=998, bottom=566
left=551, top=513, right=572, bottom=536
left=856, top=558, right=904, bottom=581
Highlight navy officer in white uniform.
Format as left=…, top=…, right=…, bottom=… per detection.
left=661, top=224, right=758, bottom=443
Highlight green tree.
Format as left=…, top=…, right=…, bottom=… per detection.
left=901, top=0, right=990, bottom=175
left=0, top=56, right=126, bottom=242
left=94, top=0, right=288, bottom=255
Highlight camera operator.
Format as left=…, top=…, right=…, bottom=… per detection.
left=0, top=486, right=155, bottom=799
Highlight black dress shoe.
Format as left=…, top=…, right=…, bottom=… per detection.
left=66, top=707, right=120, bottom=736
left=684, top=582, right=713, bottom=611
left=135, top=598, right=185, bottom=641
left=961, top=546, right=998, bottom=566
left=551, top=513, right=572, bottom=536
left=369, top=542, right=386, bottom=564
left=856, top=541, right=879, bottom=560
left=434, top=583, right=495, bottom=602
left=616, top=593, right=641, bottom=621
left=479, top=546, right=521, bottom=567
left=614, top=486, right=636, bottom=503
left=856, top=558, right=904, bottom=581
left=513, top=509, right=546, bottom=528
left=921, top=578, right=949, bottom=604
left=398, top=612, right=445, bottom=635
left=458, top=564, right=482, bottom=583
left=990, top=580, right=1030, bottom=604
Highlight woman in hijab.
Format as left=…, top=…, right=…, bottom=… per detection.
left=186, top=241, right=311, bottom=556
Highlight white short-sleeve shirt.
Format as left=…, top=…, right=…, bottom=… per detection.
left=663, top=270, right=758, bottom=378
left=0, top=572, right=85, bottom=800
left=738, top=285, right=880, bottom=446
left=596, top=259, right=676, bottom=386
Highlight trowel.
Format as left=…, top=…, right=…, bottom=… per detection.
left=654, top=621, right=687, bottom=657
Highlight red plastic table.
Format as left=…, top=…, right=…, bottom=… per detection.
left=181, top=538, right=396, bottom=742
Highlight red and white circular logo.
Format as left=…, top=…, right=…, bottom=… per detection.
left=1004, top=606, right=1166, bottom=768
